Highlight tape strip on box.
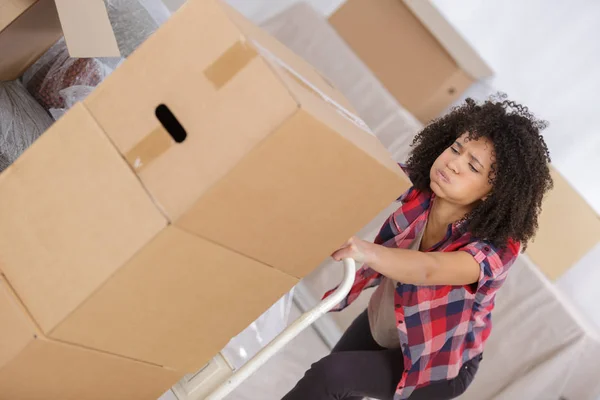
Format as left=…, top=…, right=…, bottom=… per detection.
left=125, top=126, right=173, bottom=172
left=124, top=39, right=259, bottom=171
left=204, top=39, right=258, bottom=89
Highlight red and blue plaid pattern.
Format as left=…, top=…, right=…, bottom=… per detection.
left=324, top=164, right=520, bottom=399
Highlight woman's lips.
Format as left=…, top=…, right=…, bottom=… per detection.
left=437, top=169, right=451, bottom=184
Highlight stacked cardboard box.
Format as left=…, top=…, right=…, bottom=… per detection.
left=0, top=0, right=410, bottom=398
left=329, top=0, right=493, bottom=123
left=527, top=168, right=600, bottom=280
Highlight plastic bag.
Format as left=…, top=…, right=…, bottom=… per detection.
left=221, top=289, right=295, bottom=370
left=105, top=0, right=171, bottom=58
left=0, top=153, right=10, bottom=173
left=0, top=80, right=53, bottom=172
left=22, top=38, right=114, bottom=114
left=47, top=85, right=103, bottom=121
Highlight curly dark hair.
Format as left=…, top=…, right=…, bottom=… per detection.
left=406, top=94, right=553, bottom=250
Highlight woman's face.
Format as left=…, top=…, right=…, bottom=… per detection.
left=429, top=133, right=495, bottom=207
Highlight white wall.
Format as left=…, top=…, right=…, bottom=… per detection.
left=432, top=0, right=600, bottom=216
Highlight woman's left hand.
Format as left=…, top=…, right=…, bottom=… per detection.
left=331, top=237, right=376, bottom=264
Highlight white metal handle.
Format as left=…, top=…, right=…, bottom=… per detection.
left=205, top=258, right=356, bottom=400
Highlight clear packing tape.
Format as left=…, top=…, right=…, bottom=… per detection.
left=221, top=290, right=295, bottom=371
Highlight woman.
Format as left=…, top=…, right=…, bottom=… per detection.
left=283, top=96, right=553, bottom=400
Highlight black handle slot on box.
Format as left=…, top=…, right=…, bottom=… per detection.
left=156, top=104, right=187, bottom=143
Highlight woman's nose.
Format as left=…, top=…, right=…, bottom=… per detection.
left=447, top=160, right=459, bottom=174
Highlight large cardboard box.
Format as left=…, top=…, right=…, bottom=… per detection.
left=0, top=277, right=179, bottom=400
left=329, top=0, right=493, bottom=123
left=0, top=0, right=119, bottom=80
left=0, top=0, right=409, bottom=375
left=527, top=167, right=600, bottom=280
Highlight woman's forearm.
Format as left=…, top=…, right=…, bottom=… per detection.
left=332, top=237, right=480, bottom=286
left=366, top=243, right=440, bottom=284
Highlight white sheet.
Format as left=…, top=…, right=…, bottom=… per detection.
left=459, top=255, right=600, bottom=400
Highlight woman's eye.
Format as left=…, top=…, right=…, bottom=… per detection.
left=469, top=164, right=479, bottom=173
left=451, top=147, right=459, bottom=154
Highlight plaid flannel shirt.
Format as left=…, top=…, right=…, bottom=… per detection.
left=324, top=164, right=520, bottom=399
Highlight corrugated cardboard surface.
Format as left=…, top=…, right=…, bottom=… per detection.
left=179, top=107, right=407, bottom=278
left=0, top=0, right=407, bottom=376
left=329, top=0, right=475, bottom=122
left=414, top=68, right=473, bottom=122
left=0, top=0, right=63, bottom=80
left=0, top=104, right=167, bottom=334
left=173, top=11, right=408, bottom=276
left=0, top=278, right=32, bottom=370
left=84, top=0, right=408, bottom=274
left=527, top=167, right=600, bottom=280
left=0, top=0, right=37, bottom=31
left=50, top=226, right=298, bottom=372
left=0, top=279, right=179, bottom=400
left=85, top=0, right=298, bottom=221
left=403, top=0, right=493, bottom=80
left=220, top=0, right=357, bottom=114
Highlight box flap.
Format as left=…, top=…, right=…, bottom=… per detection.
left=0, top=338, right=180, bottom=400
left=0, top=0, right=63, bottom=80
left=53, top=0, right=120, bottom=57
left=527, top=167, right=600, bottom=280
left=0, top=278, right=35, bottom=370
left=0, top=0, right=36, bottom=31
left=0, top=103, right=167, bottom=334
left=403, top=0, right=493, bottom=80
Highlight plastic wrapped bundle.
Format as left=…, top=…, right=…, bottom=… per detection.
left=105, top=0, right=171, bottom=58
left=0, top=153, right=10, bottom=173
left=221, top=290, right=295, bottom=370
left=22, top=38, right=114, bottom=116
left=0, top=81, right=53, bottom=172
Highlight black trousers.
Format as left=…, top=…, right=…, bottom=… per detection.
left=282, top=309, right=480, bottom=400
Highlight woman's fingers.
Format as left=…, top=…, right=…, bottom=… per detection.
left=332, top=243, right=356, bottom=261
left=331, top=248, right=347, bottom=261
left=332, top=237, right=360, bottom=261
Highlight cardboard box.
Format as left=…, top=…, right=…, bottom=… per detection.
left=0, top=0, right=119, bottom=80
left=527, top=167, right=600, bottom=280
left=0, top=0, right=409, bottom=373
left=0, top=277, right=179, bottom=400
left=329, top=0, right=493, bottom=123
